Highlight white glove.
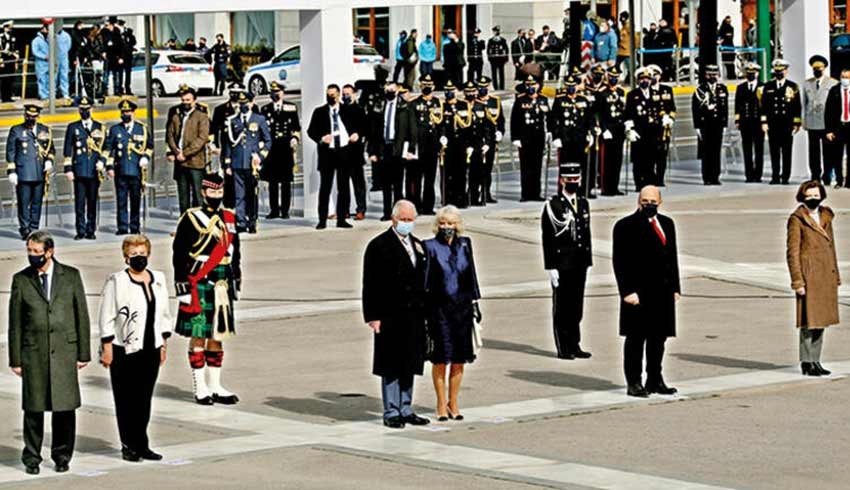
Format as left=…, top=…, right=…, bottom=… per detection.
left=495, top=131, right=503, bottom=142
left=466, top=147, right=474, bottom=157
left=603, top=130, right=613, bottom=140
left=65, top=171, right=74, bottom=181
left=44, top=160, right=53, bottom=173
left=482, top=145, right=490, bottom=154
left=8, top=173, right=18, bottom=186
left=586, top=133, right=594, bottom=145
left=627, top=129, right=640, bottom=142
left=593, top=126, right=602, bottom=136
left=547, top=270, right=560, bottom=288
left=439, top=136, right=448, bottom=146
left=512, top=140, right=522, bottom=148
left=290, top=137, right=298, bottom=149
left=662, top=115, right=674, bottom=128
left=96, top=161, right=104, bottom=172
left=552, top=139, right=563, bottom=149
left=177, top=294, right=191, bottom=305
left=696, top=129, right=702, bottom=140
left=546, top=132, right=553, bottom=143
left=624, top=120, right=635, bottom=131
left=139, top=156, right=149, bottom=168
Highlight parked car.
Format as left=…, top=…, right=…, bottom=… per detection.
left=244, top=41, right=386, bottom=95
left=131, top=50, right=215, bottom=97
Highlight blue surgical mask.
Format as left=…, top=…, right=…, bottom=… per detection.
left=120, top=113, right=132, bottom=123
left=445, top=91, right=455, bottom=100
left=527, top=86, right=537, bottom=95
left=395, top=220, right=415, bottom=236
left=342, top=95, right=352, bottom=105
left=842, top=79, right=850, bottom=88
left=240, top=104, right=250, bottom=114
left=478, top=88, right=488, bottom=97
left=79, top=109, right=91, bottom=119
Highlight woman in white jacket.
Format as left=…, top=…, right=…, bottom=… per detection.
left=98, top=235, right=172, bottom=462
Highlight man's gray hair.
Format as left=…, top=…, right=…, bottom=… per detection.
left=391, top=199, right=418, bottom=219
left=27, top=230, right=55, bottom=251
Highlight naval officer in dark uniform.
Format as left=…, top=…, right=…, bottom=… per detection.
left=260, top=81, right=300, bottom=219
left=761, top=59, right=802, bottom=185
left=542, top=162, right=592, bottom=360
left=692, top=64, right=729, bottom=185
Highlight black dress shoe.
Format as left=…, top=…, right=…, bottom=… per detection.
left=646, top=379, right=678, bottom=395
left=54, top=462, right=69, bottom=473
left=280, top=213, right=290, bottom=219
left=486, top=196, right=498, bottom=203
left=122, top=448, right=141, bottom=462
left=627, top=384, right=649, bottom=398
left=74, top=233, right=84, bottom=240
left=437, top=415, right=449, bottom=422
left=403, top=414, right=430, bottom=425
left=383, top=416, right=405, bottom=429
left=572, top=349, right=592, bottom=359
left=380, top=215, right=391, bottom=221
left=265, top=212, right=280, bottom=219
left=316, top=221, right=327, bottom=230
left=25, top=465, right=39, bottom=475
left=801, top=362, right=821, bottom=376
left=212, top=393, right=240, bottom=405
left=769, top=180, right=780, bottom=185
left=85, top=233, right=96, bottom=240
left=115, top=230, right=129, bottom=236
left=139, top=449, right=163, bottom=461
left=337, top=221, right=353, bottom=228
left=194, top=395, right=214, bottom=405
left=557, top=352, right=575, bottom=360
left=814, top=363, right=831, bottom=376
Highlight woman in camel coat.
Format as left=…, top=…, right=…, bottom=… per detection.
left=786, top=180, right=840, bottom=377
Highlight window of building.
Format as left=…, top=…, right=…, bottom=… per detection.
left=231, top=12, right=275, bottom=50
left=353, top=8, right=389, bottom=58
left=154, top=14, right=194, bottom=47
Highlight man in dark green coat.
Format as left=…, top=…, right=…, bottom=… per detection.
left=8, top=230, right=91, bottom=475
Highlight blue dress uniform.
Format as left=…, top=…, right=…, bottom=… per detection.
left=5, top=104, right=55, bottom=239
left=104, top=100, right=153, bottom=234
left=222, top=91, right=271, bottom=233
left=63, top=97, right=105, bottom=240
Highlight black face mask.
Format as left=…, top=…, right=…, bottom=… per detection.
left=592, top=74, right=602, bottom=83
left=271, top=92, right=282, bottom=102
left=478, top=88, right=488, bottom=97
left=128, top=255, right=148, bottom=272
left=746, top=73, right=757, bottom=81
left=707, top=76, right=718, bottom=84
left=80, top=109, right=91, bottom=119
left=204, top=196, right=222, bottom=210
left=639, top=80, right=651, bottom=89
left=608, top=77, right=619, bottom=86
left=563, top=182, right=579, bottom=194
left=527, top=87, right=537, bottom=96
left=239, top=104, right=250, bottom=114
left=566, top=87, right=577, bottom=95
left=181, top=103, right=193, bottom=112
left=805, top=198, right=822, bottom=210
left=438, top=228, right=456, bottom=241
left=774, top=71, right=785, bottom=80
left=422, top=86, right=433, bottom=95
left=326, top=95, right=337, bottom=106
left=24, top=117, right=37, bottom=127
left=342, top=95, right=352, bottom=105
left=813, top=69, right=824, bottom=78
left=445, top=91, right=455, bottom=100
left=28, top=253, right=47, bottom=269
left=229, top=93, right=240, bottom=103
left=120, top=113, right=132, bottom=123
left=641, top=203, right=659, bottom=218
left=465, top=94, right=475, bottom=101
left=385, top=91, right=397, bottom=101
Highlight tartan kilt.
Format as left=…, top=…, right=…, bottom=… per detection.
left=175, top=265, right=236, bottom=339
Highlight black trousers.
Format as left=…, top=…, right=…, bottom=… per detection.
left=740, top=121, right=764, bottom=182
left=490, top=62, right=506, bottom=90
left=600, top=134, right=624, bottom=194
left=552, top=267, right=587, bottom=357
left=482, top=144, right=496, bottom=201
left=655, top=138, right=671, bottom=186
left=267, top=179, right=292, bottom=216
left=585, top=142, right=600, bottom=195
left=73, top=177, right=99, bottom=236
left=1, top=65, right=16, bottom=102
left=381, top=145, right=404, bottom=219
left=71, top=64, right=95, bottom=99
left=519, top=138, right=545, bottom=200
left=700, top=127, right=724, bottom=184
left=834, top=124, right=850, bottom=186
left=115, top=175, right=141, bottom=233
left=631, top=136, right=657, bottom=191
left=807, top=129, right=830, bottom=182
left=123, top=64, right=133, bottom=94
left=318, top=149, right=351, bottom=223
left=624, top=334, right=667, bottom=385
left=404, top=158, right=423, bottom=211
left=468, top=147, right=488, bottom=206
left=392, top=61, right=405, bottom=83
left=23, top=410, right=76, bottom=467
left=110, top=345, right=160, bottom=453
left=16, top=181, right=45, bottom=237
left=467, top=60, right=483, bottom=83
left=417, top=138, right=440, bottom=213
left=175, top=166, right=204, bottom=215
left=768, top=126, right=794, bottom=183
left=445, top=145, right=469, bottom=208
left=224, top=171, right=236, bottom=209
left=350, top=164, right=367, bottom=215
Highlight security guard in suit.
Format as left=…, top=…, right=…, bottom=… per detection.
left=5, top=104, right=54, bottom=239
left=0, top=20, right=18, bottom=103
left=439, top=80, right=472, bottom=208
left=63, top=96, right=105, bottom=240
left=467, top=28, right=485, bottom=85
left=542, top=161, right=592, bottom=360
left=409, top=74, right=443, bottom=214
left=599, top=67, right=627, bottom=195
left=260, top=81, right=300, bottom=219
left=649, top=64, right=676, bottom=186
left=735, top=63, right=765, bottom=183
left=222, top=90, right=271, bottom=233
left=486, top=26, right=509, bottom=90
left=510, top=75, right=550, bottom=201
left=105, top=99, right=153, bottom=235
left=624, top=67, right=662, bottom=190
left=472, top=76, right=504, bottom=205
left=550, top=75, right=592, bottom=196
left=761, top=58, right=802, bottom=185
left=692, top=64, right=729, bottom=185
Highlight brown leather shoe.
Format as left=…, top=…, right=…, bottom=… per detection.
left=354, top=213, right=366, bottom=221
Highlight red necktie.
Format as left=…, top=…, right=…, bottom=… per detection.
left=844, top=89, right=849, bottom=122
left=651, top=218, right=666, bottom=246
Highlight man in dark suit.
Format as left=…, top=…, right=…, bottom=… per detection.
left=542, top=162, right=592, bottom=360
left=736, top=63, right=765, bottom=183
left=307, top=84, right=361, bottom=229
left=442, top=30, right=465, bottom=88
left=342, top=84, right=368, bottom=220
left=362, top=200, right=430, bottom=429
left=825, top=69, right=850, bottom=188
left=8, top=231, right=91, bottom=475
left=511, top=29, right=533, bottom=81
left=612, top=186, right=681, bottom=398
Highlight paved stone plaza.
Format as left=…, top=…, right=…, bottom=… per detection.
left=1, top=177, right=849, bottom=489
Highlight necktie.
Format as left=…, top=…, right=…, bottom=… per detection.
left=570, top=197, right=576, bottom=209
left=242, top=115, right=248, bottom=126
left=40, top=273, right=48, bottom=298
left=817, top=79, right=821, bottom=90
left=844, top=89, right=849, bottom=122
left=384, top=102, right=393, bottom=141
left=651, top=218, right=666, bottom=246
left=332, top=109, right=341, bottom=148
left=403, top=237, right=415, bottom=266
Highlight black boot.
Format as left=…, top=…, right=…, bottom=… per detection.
left=801, top=362, right=821, bottom=377
left=814, top=362, right=831, bottom=376
left=646, top=377, right=678, bottom=395
left=626, top=383, right=649, bottom=398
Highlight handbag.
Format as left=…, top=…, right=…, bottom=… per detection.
left=472, top=320, right=483, bottom=354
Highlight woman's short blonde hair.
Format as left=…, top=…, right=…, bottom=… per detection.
left=432, top=205, right=465, bottom=235
left=122, top=234, right=152, bottom=257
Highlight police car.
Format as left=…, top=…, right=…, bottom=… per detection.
left=244, top=41, right=385, bottom=95
left=131, top=50, right=215, bottom=97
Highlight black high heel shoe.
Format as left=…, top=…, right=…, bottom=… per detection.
left=447, top=409, right=464, bottom=421
left=801, top=362, right=822, bottom=377
left=814, top=363, right=831, bottom=376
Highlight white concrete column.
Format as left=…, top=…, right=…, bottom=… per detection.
left=631, top=0, right=663, bottom=34
left=389, top=6, right=430, bottom=77
left=781, top=0, right=829, bottom=180
left=195, top=13, right=230, bottom=45
left=300, top=8, right=354, bottom=219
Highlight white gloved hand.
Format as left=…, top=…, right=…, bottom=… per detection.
left=65, top=171, right=74, bottom=181
left=44, top=160, right=53, bottom=173
left=586, top=133, right=594, bottom=145
left=8, top=173, right=18, bottom=186
left=512, top=140, right=522, bottom=148
left=624, top=120, right=635, bottom=132
left=96, top=161, right=104, bottom=172
left=603, top=129, right=613, bottom=140
left=466, top=147, right=474, bottom=157
left=696, top=129, right=702, bottom=140
left=482, top=145, right=490, bottom=154
left=627, top=129, right=640, bottom=142
left=552, top=139, right=563, bottom=149
left=547, top=269, right=560, bottom=288
left=495, top=131, right=503, bottom=142
left=546, top=132, right=553, bottom=143
left=662, top=114, right=674, bottom=128
left=139, top=156, right=149, bottom=168
left=176, top=294, right=191, bottom=305
left=290, top=137, right=298, bottom=149
left=593, top=126, right=602, bottom=135
left=439, top=136, right=448, bottom=146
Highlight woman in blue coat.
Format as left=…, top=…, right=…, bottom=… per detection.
left=423, top=205, right=481, bottom=421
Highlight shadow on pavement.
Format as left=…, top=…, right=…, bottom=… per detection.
left=508, top=370, right=622, bottom=391
left=671, top=353, right=786, bottom=371
left=483, top=339, right=555, bottom=359
left=264, top=391, right=431, bottom=422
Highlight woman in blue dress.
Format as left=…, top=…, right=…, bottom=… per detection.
left=423, top=205, right=481, bottom=421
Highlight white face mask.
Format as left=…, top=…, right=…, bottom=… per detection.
left=842, top=78, right=850, bottom=88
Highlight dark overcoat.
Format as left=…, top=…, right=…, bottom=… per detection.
left=8, top=261, right=92, bottom=412
left=612, top=211, right=681, bottom=337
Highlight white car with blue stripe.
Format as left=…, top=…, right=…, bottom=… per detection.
left=244, top=42, right=386, bottom=95
left=131, top=50, right=215, bottom=97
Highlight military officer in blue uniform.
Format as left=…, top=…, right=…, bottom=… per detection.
left=104, top=99, right=153, bottom=235
left=222, top=91, right=271, bottom=233
left=63, top=96, right=105, bottom=240
left=5, top=104, right=55, bottom=239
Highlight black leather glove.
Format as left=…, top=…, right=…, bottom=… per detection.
left=473, top=302, right=482, bottom=323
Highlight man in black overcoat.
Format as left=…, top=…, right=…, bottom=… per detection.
left=362, top=200, right=430, bottom=429
left=612, top=185, right=681, bottom=398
